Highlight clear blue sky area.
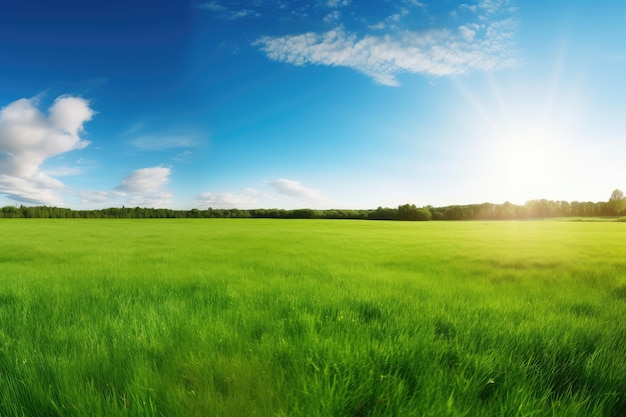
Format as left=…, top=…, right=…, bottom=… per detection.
left=1, top=0, right=624, bottom=209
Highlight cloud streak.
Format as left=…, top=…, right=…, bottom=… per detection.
left=198, top=1, right=261, bottom=20
left=254, top=1, right=518, bottom=86
left=81, top=166, right=174, bottom=207
left=0, top=95, right=94, bottom=205
left=267, top=179, right=325, bottom=201
left=116, top=166, right=171, bottom=193
left=130, top=134, right=199, bottom=150
left=197, top=180, right=327, bottom=208
left=197, top=192, right=257, bottom=208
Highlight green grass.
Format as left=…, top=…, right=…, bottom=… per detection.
left=0, top=219, right=625, bottom=416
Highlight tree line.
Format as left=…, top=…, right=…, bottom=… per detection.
left=0, top=196, right=622, bottom=220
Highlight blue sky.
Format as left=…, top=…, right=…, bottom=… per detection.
left=0, top=0, right=624, bottom=209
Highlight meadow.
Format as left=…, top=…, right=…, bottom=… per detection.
left=0, top=218, right=624, bottom=416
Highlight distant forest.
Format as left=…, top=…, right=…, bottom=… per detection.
left=0, top=199, right=619, bottom=220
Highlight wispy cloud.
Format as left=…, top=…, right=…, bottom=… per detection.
left=402, top=0, right=425, bottom=6
left=198, top=1, right=227, bottom=12
left=323, top=10, right=341, bottom=24
left=198, top=1, right=261, bottom=20
left=254, top=1, right=518, bottom=86
left=0, top=95, right=94, bottom=205
left=458, top=24, right=479, bottom=42
left=126, top=192, right=173, bottom=207
left=80, top=166, right=173, bottom=207
left=196, top=185, right=274, bottom=208
left=76, top=157, right=96, bottom=165
left=116, top=166, right=170, bottom=193
left=172, top=150, right=193, bottom=163
left=130, top=134, right=200, bottom=150
left=196, top=180, right=328, bottom=209
left=225, top=9, right=261, bottom=20
left=196, top=192, right=257, bottom=208
left=460, top=3, right=478, bottom=13
left=326, top=0, right=350, bottom=8
left=267, top=179, right=325, bottom=201
left=42, top=166, right=82, bottom=177
left=115, top=166, right=174, bottom=207
left=478, top=0, right=512, bottom=15
left=122, top=122, right=145, bottom=136
left=368, top=8, right=411, bottom=31
left=123, top=121, right=202, bottom=151
left=78, top=190, right=125, bottom=206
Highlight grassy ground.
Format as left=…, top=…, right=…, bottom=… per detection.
left=0, top=219, right=625, bottom=416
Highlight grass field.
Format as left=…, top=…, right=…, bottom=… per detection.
left=0, top=219, right=625, bottom=416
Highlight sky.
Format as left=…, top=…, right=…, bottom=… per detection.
left=0, top=0, right=625, bottom=210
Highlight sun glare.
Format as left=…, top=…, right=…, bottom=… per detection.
left=487, top=123, right=567, bottom=204
left=455, top=66, right=585, bottom=205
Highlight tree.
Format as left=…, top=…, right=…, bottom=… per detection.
left=397, top=204, right=432, bottom=221
left=397, top=204, right=420, bottom=221
left=608, top=189, right=625, bottom=219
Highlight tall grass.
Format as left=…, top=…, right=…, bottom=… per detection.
left=0, top=219, right=625, bottom=416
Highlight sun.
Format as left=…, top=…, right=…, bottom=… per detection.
left=453, top=69, right=584, bottom=205
left=487, top=122, right=568, bottom=204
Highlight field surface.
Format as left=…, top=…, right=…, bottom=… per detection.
left=0, top=219, right=625, bottom=416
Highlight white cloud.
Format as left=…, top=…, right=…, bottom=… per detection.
left=460, top=4, right=478, bottom=13
left=197, top=192, right=257, bottom=208
left=48, top=96, right=95, bottom=137
left=116, top=166, right=170, bottom=193
left=198, top=2, right=261, bottom=20
left=243, top=187, right=270, bottom=198
left=267, top=179, right=324, bottom=201
left=172, top=150, right=193, bottom=163
left=458, top=25, right=477, bottom=42
left=0, top=95, right=94, bottom=205
left=127, top=192, right=173, bottom=207
left=402, top=0, right=424, bottom=6
left=369, top=9, right=410, bottom=31
left=198, top=1, right=227, bottom=12
left=323, top=11, right=341, bottom=24
left=326, top=0, right=350, bottom=7
left=388, top=9, right=409, bottom=23
left=80, top=166, right=173, bottom=208
left=226, top=9, right=261, bottom=20
left=478, top=0, right=507, bottom=15
left=254, top=2, right=518, bottom=86
left=78, top=190, right=128, bottom=207
left=78, top=189, right=173, bottom=208
left=0, top=173, right=64, bottom=205
left=196, top=181, right=329, bottom=209
left=196, top=186, right=273, bottom=208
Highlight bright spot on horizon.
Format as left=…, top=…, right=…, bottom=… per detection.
left=488, top=125, right=568, bottom=204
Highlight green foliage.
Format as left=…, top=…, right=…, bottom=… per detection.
left=0, top=193, right=620, bottom=220
left=0, top=219, right=625, bottom=416
left=609, top=189, right=625, bottom=218
left=368, top=204, right=432, bottom=220
left=396, top=204, right=431, bottom=221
